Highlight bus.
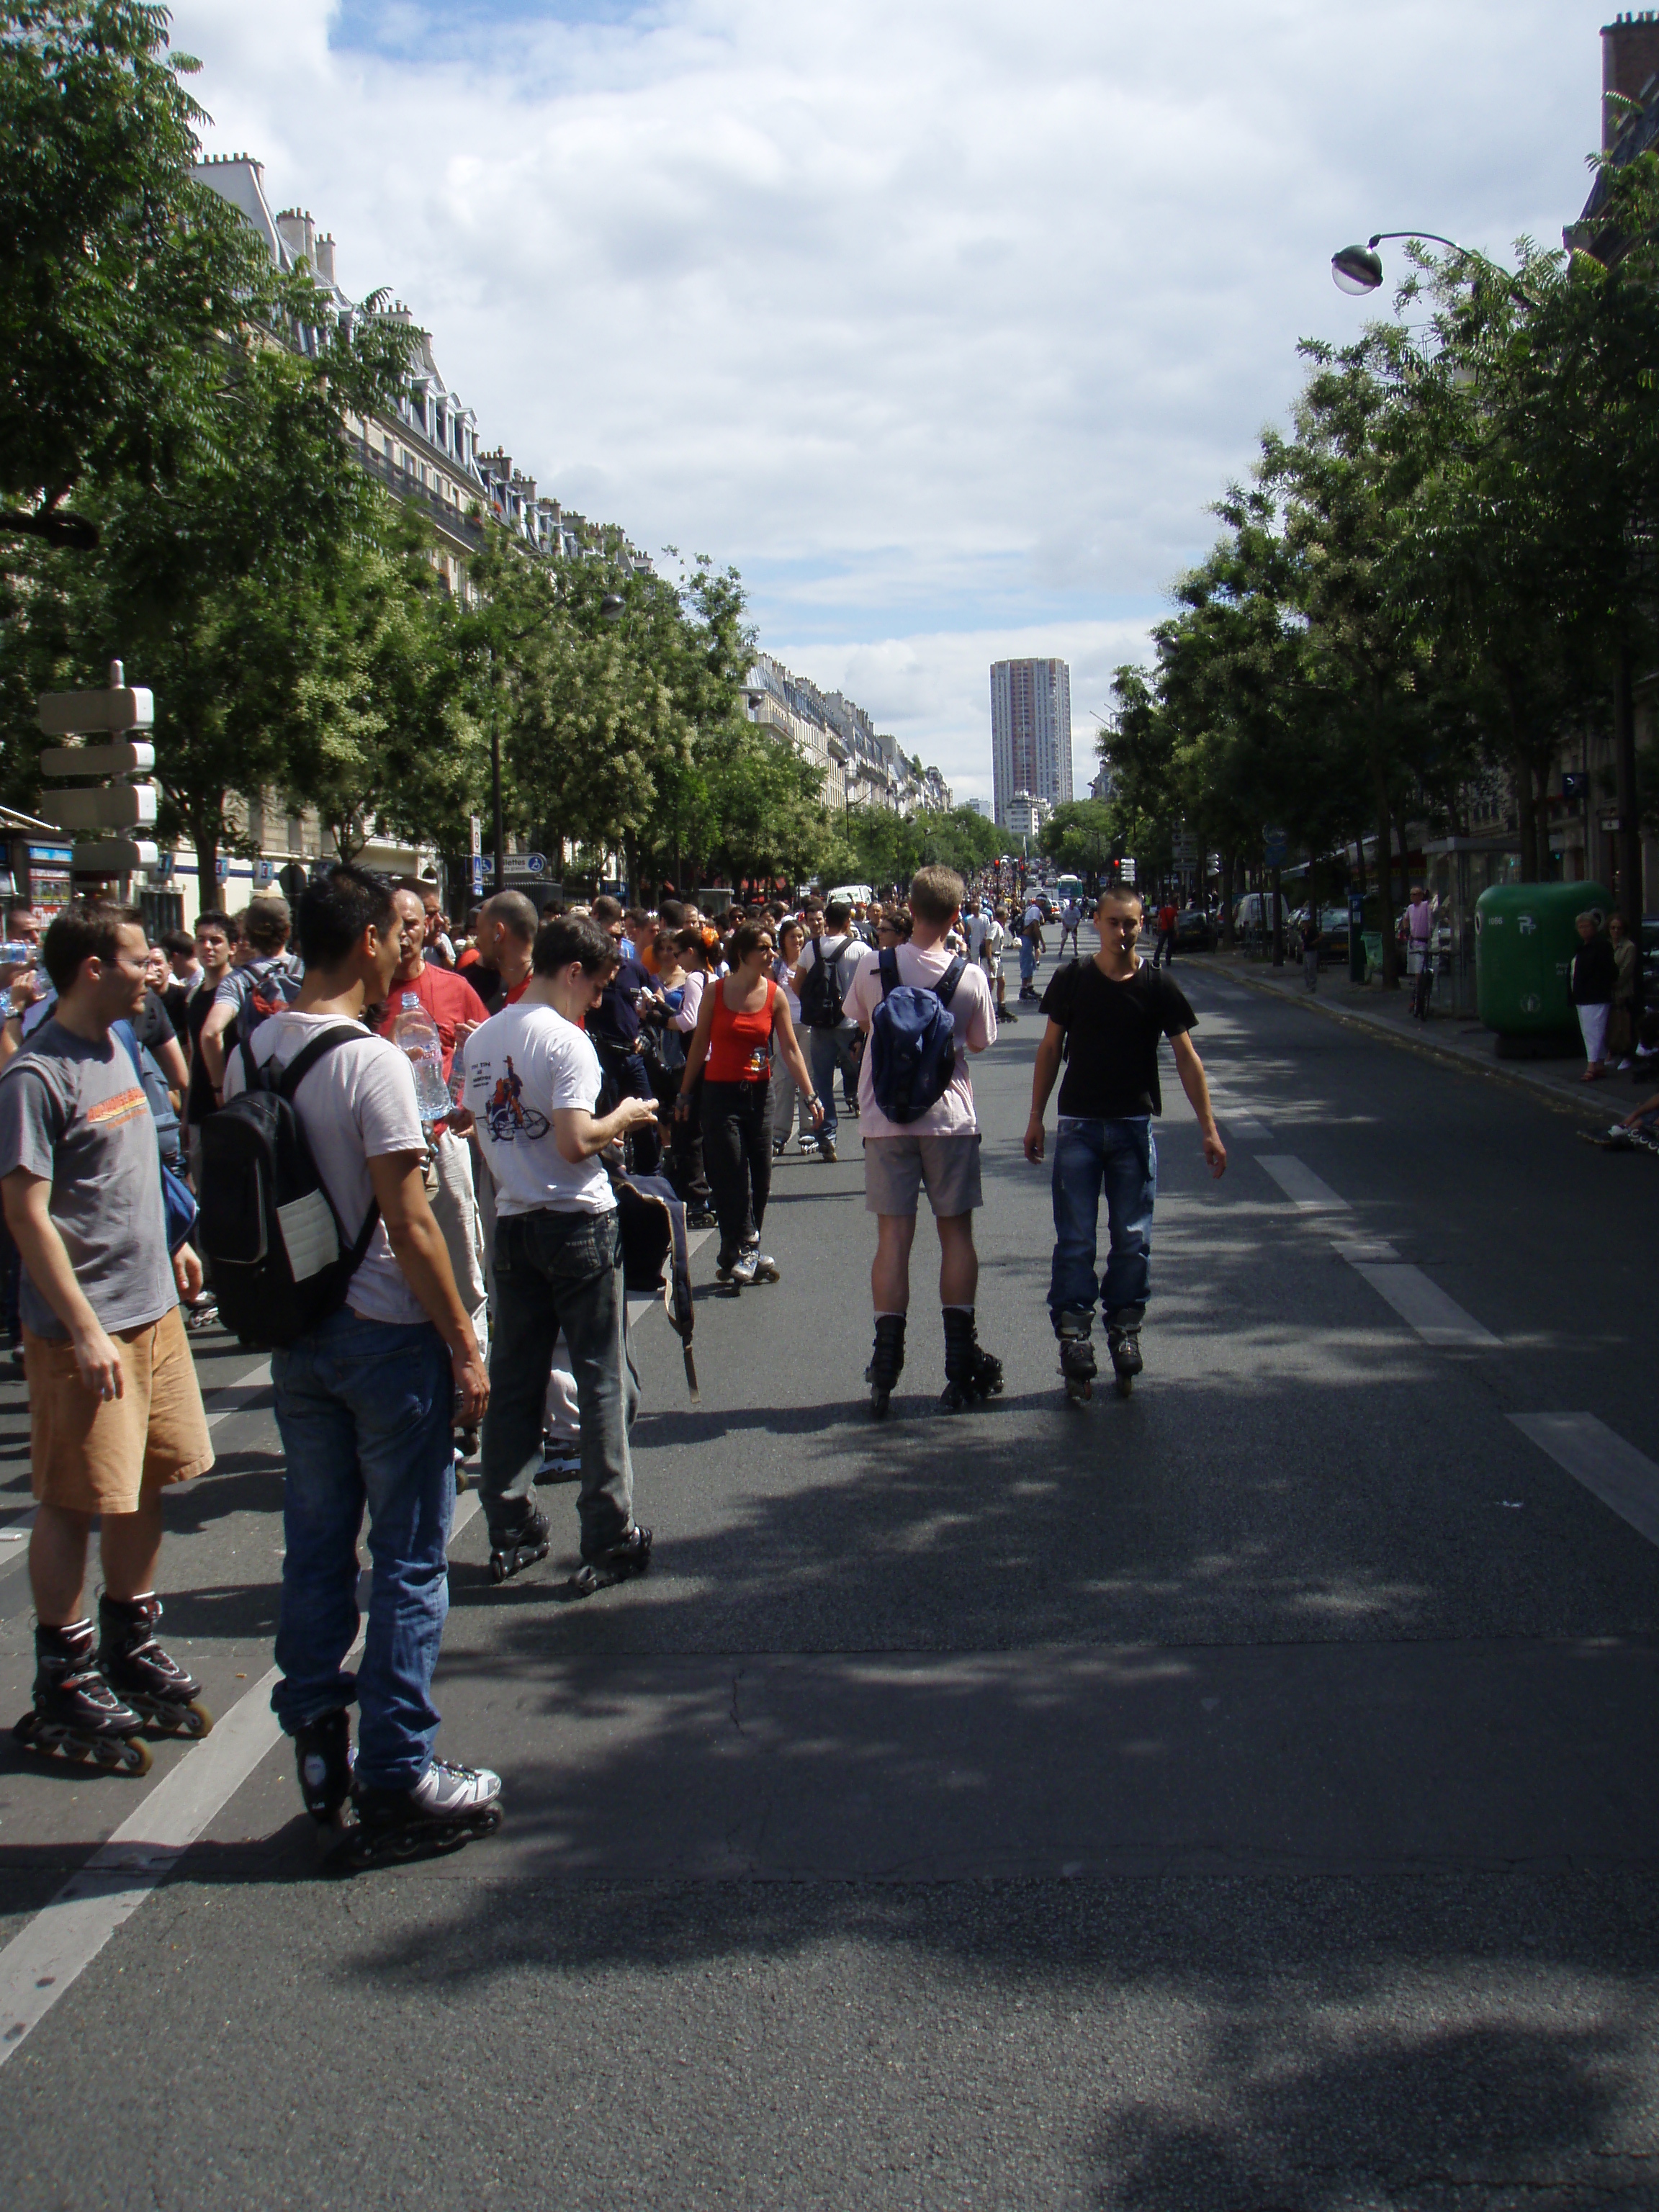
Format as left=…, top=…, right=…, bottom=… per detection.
left=1056, top=874, right=1084, bottom=907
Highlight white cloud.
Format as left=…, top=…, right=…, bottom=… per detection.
left=173, top=0, right=1613, bottom=786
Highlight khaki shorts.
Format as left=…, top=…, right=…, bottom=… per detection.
left=863, top=1131, right=984, bottom=1218
left=24, top=1305, right=214, bottom=1515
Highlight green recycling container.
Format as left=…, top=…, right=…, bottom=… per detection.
left=1475, top=880, right=1613, bottom=1037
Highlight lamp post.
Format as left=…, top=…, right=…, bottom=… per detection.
left=1331, top=232, right=1519, bottom=297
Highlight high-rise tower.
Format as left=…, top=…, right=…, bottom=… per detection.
left=989, top=659, right=1072, bottom=829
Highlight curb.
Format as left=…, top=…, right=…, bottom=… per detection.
left=1188, top=956, right=1620, bottom=1124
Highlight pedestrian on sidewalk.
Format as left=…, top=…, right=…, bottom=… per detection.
left=1571, top=909, right=1617, bottom=1083
left=677, top=920, right=822, bottom=1287
left=459, top=914, right=659, bottom=1592
left=1058, top=895, right=1083, bottom=959
left=1300, top=909, right=1321, bottom=993
left=792, top=900, right=864, bottom=1164
left=848, top=865, right=1002, bottom=1416
left=770, top=918, right=817, bottom=1156
left=1406, top=886, right=1434, bottom=1020
left=1018, top=901, right=1045, bottom=999
left=1154, top=898, right=1178, bottom=968
left=1023, top=886, right=1226, bottom=1401
left=0, top=902, right=215, bottom=1775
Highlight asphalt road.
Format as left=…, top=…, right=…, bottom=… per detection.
left=4, top=947, right=1659, bottom=2209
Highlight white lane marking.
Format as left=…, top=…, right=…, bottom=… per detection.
left=1256, top=1154, right=1351, bottom=1210
left=1509, top=1414, right=1659, bottom=1551
left=1331, top=1238, right=1402, bottom=1264
left=0, top=1491, right=482, bottom=2062
left=0, top=1357, right=278, bottom=1602
left=1221, top=1116, right=1272, bottom=1146
left=1347, top=1264, right=1501, bottom=1348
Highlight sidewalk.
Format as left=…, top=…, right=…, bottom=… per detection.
left=1186, top=949, right=1653, bottom=1123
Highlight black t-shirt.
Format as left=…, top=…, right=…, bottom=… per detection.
left=132, top=986, right=174, bottom=1058
left=184, top=976, right=222, bottom=1127
left=1039, top=958, right=1197, bottom=1118
left=593, top=956, right=652, bottom=1050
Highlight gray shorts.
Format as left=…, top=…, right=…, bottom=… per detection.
left=863, top=1132, right=984, bottom=1217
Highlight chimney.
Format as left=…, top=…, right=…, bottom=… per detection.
left=315, top=233, right=337, bottom=285
left=275, top=207, right=318, bottom=267
left=1602, top=12, right=1659, bottom=145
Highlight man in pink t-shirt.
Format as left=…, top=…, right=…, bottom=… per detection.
left=377, top=887, right=490, bottom=1346
left=844, top=864, right=1001, bottom=1417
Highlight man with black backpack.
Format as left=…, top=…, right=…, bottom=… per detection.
left=844, top=865, right=1002, bottom=1416
left=216, top=866, right=499, bottom=1865
left=793, top=899, right=863, bottom=1164
left=197, top=894, right=302, bottom=1102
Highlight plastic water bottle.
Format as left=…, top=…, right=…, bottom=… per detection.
left=394, top=992, right=451, bottom=1125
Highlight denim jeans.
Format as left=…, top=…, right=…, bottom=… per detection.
left=806, top=1024, right=861, bottom=1142
left=1048, top=1115, right=1157, bottom=1320
left=270, top=1307, right=455, bottom=1791
left=481, top=1207, right=637, bottom=1560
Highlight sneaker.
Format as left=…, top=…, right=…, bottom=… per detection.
left=796, top=1133, right=819, bottom=1154
left=408, top=1756, right=503, bottom=1818
left=743, top=1246, right=780, bottom=1282
left=728, top=1250, right=759, bottom=1286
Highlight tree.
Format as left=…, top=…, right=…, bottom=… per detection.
left=1, top=0, right=286, bottom=547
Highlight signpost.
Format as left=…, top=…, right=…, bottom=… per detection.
left=36, top=663, right=159, bottom=892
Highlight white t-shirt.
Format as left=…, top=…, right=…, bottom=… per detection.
left=224, top=1009, right=426, bottom=1328
left=457, top=999, right=615, bottom=1218
left=845, top=941, right=997, bottom=1140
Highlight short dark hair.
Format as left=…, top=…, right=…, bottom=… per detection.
left=482, top=890, right=538, bottom=943
left=296, top=865, right=395, bottom=969
left=673, top=927, right=708, bottom=961
left=823, top=900, right=852, bottom=930
left=161, top=928, right=194, bottom=958
left=590, top=894, right=623, bottom=925
left=658, top=899, right=687, bottom=928
left=533, top=916, right=616, bottom=978
left=42, top=901, right=143, bottom=994
left=194, top=910, right=231, bottom=936
left=730, top=920, right=775, bottom=964
left=243, top=896, right=291, bottom=953
left=1094, top=886, right=1143, bottom=914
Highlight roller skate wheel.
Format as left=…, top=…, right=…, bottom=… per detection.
left=102, top=1735, right=153, bottom=1774
left=180, top=1701, right=214, bottom=1738
left=1115, top=1372, right=1133, bottom=1398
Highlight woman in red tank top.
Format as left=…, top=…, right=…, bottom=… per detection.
left=676, top=921, right=822, bottom=1286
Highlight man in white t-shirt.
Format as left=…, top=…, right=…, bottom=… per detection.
left=1058, top=897, right=1083, bottom=958
left=845, top=864, right=1002, bottom=1416
left=222, top=865, right=498, bottom=1856
left=792, top=900, right=865, bottom=1162
left=457, top=914, right=658, bottom=1592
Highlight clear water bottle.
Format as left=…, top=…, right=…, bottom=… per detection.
left=394, top=992, right=451, bottom=1125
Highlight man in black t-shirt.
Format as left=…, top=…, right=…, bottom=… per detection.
left=1023, top=887, right=1226, bottom=1396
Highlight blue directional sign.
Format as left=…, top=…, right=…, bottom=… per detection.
left=1263, top=824, right=1289, bottom=866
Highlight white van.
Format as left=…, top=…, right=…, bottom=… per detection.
left=827, top=883, right=874, bottom=909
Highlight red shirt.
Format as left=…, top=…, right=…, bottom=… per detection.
left=376, top=960, right=487, bottom=1080
left=1158, top=905, right=1177, bottom=932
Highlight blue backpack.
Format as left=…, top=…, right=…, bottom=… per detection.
left=869, top=948, right=967, bottom=1123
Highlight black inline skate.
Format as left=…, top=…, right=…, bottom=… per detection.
left=940, top=1307, right=1004, bottom=1413
left=488, top=1502, right=551, bottom=1585
left=866, top=1312, right=907, bottom=1419
left=1105, top=1304, right=1145, bottom=1398
left=572, top=1523, right=653, bottom=1597
left=96, top=1591, right=213, bottom=1738
left=1056, top=1308, right=1097, bottom=1405
left=333, top=1756, right=504, bottom=1869
left=294, top=1708, right=354, bottom=1825
left=14, top=1619, right=151, bottom=1775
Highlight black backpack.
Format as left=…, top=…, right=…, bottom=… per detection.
left=197, top=1025, right=381, bottom=1349
left=797, top=935, right=850, bottom=1029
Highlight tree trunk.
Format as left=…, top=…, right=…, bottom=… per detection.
left=194, top=819, right=219, bottom=911
left=1615, top=640, right=1643, bottom=1005
left=1372, top=755, right=1398, bottom=986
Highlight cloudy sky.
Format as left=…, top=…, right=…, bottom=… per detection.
left=174, top=0, right=1612, bottom=806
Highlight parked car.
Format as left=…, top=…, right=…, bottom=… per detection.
left=1174, top=907, right=1215, bottom=951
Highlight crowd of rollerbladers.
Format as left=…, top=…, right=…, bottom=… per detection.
left=0, top=861, right=1224, bottom=1863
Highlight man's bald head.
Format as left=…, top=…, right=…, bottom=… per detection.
left=481, top=890, right=537, bottom=944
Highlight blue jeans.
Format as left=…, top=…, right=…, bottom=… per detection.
left=1048, top=1115, right=1157, bottom=1321
left=481, top=1207, right=637, bottom=1560
left=270, top=1307, right=455, bottom=1790
left=807, top=1024, right=861, bottom=1143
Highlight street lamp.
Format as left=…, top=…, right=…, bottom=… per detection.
left=1331, top=231, right=1503, bottom=295
left=601, top=593, right=626, bottom=624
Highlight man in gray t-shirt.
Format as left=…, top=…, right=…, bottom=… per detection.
left=0, top=901, right=212, bottom=1769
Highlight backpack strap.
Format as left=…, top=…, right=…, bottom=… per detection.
left=878, top=946, right=899, bottom=999
left=935, top=956, right=968, bottom=1007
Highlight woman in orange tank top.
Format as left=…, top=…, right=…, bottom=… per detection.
left=676, top=920, right=822, bottom=1286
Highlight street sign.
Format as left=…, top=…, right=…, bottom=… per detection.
left=1263, top=824, right=1288, bottom=865
left=37, top=677, right=153, bottom=737
left=469, top=815, right=482, bottom=859
left=47, top=782, right=158, bottom=831
left=471, top=855, right=485, bottom=896
left=71, top=838, right=157, bottom=873
left=1600, top=810, right=1626, bottom=834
